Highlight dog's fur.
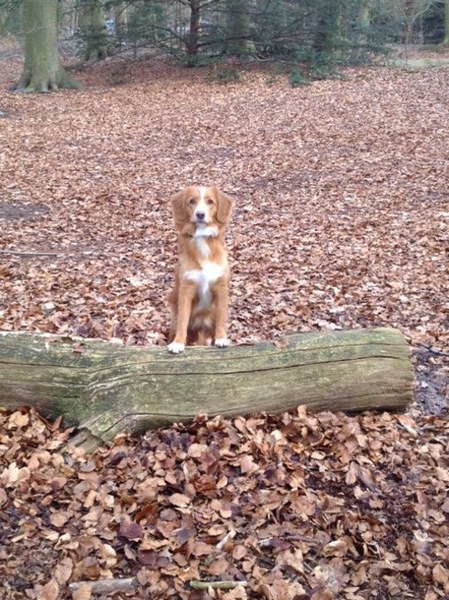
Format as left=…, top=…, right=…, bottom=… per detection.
left=167, top=186, right=234, bottom=353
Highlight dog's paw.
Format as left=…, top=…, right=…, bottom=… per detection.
left=167, top=342, right=185, bottom=354
left=215, top=338, right=230, bottom=348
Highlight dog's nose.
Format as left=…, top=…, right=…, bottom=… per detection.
left=196, top=212, right=205, bottom=221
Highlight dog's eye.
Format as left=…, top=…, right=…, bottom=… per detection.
left=189, top=198, right=196, bottom=205
left=206, top=198, right=214, bottom=205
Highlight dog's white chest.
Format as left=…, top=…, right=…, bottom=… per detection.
left=193, top=225, right=218, bottom=258
left=185, top=262, right=225, bottom=312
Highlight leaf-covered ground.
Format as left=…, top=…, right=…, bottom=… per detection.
left=1, top=407, right=448, bottom=600
left=0, top=51, right=448, bottom=598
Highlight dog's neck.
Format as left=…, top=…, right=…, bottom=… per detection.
left=192, top=224, right=218, bottom=258
left=181, top=223, right=219, bottom=237
left=194, top=224, right=218, bottom=239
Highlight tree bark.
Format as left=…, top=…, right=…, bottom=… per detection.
left=14, top=0, right=81, bottom=92
left=0, top=328, right=414, bottom=451
left=312, top=1, right=340, bottom=59
left=444, top=0, right=449, bottom=46
left=226, top=0, right=255, bottom=56
left=69, top=578, right=138, bottom=594
left=78, top=0, right=108, bottom=61
left=114, top=3, right=128, bottom=45
left=356, top=2, right=370, bottom=45
left=186, top=0, right=200, bottom=56
left=401, top=0, right=414, bottom=45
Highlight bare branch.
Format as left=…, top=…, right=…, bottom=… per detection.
left=190, top=580, right=248, bottom=590
left=69, top=577, right=138, bottom=594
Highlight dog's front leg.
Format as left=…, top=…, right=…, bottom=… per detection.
left=213, top=279, right=230, bottom=348
left=167, top=283, right=196, bottom=353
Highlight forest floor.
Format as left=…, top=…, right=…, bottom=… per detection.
left=0, top=47, right=448, bottom=599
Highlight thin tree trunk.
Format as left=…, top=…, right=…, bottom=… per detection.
left=444, top=0, right=449, bottom=45
left=14, top=0, right=80, bottom=92
left=357, top=2, right=370, bottom=44
left=401, top=0, right=414, bottom=45
left=0, top=8, right=7, bottom=32
left=114, top=3, right=127, bottom=43
left=187, top=0, right=200, bottom=56
left=353, top=1, right=371, bottom=61
left=0, top=328, right=414, bottom=452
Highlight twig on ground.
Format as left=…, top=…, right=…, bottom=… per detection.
left=216, top=529, right=236, bottom=551
left=190, top=580, right=248, bottom=590
left=0, top=250, right=61, bottom=257
left=68, top=577, right=138, bottom=593
left=417, top=343, right=449, bottom=358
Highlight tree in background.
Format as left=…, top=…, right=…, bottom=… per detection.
left=400, top=0, right=434, bottom=45
left=311, top=0, right=343, bottom=72
left=226, top=0, right=254, bottom=56
left=14, top=0, right=80, bottom=91
left=354, top=0, right=372, bottom=59
left=444, top=0, right=449, bottom=43
left=3, top=0, right=448, bottom=93
left=0, top=0, right=21, bottom=35
left=380, top=0, right=447, bottom=45
left=175, top=0, right=224, bottom=62
left=78, top=0, right=108, bottom=60
left=112, top=0, right=128, bottom=45
left=186, top=0, right=200, bottom=56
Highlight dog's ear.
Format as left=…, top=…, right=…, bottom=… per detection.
left=170, top=189, right=189, bottom=228
left=214, top=188, right=234, bottom=226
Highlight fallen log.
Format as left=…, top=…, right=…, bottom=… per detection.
left=0, top=328, right=414, bottom=450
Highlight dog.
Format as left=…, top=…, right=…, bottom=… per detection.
left=167, top=186, right=234, bottom=353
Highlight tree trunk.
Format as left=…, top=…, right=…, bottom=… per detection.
left=186, top=0, right=200, bottom=56
left=0, top=8, right=7, bottom=32
left=352, top=1, right=370, bottom=61
left=114, top=3, right=128, bottom=44
left=226, top=0, right=255, bottom=56
left=312, top=1, right=340, bottom=59
left=356, top=2, right=370, bottom=45
left=14, top=0, right=81, bottom=92
left=401, top=0, right=414, bottom=45
left=444, top=0, right=449, bottom=46
left=79, top=0, right=108, bottom=61
left=0, top=328, right=414, bottom=451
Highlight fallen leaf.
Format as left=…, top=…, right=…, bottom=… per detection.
left=169, top=493, right=191, bottom=508
left=37, top=580, right=59, bottom=600
left=72, top=584, right=92, bottom=600
left=118, top=521, right=143, bottom=541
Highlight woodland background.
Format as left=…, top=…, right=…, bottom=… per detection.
left=1, top=1, right=449, bottom=599
left=0, top=0, right=449, bottom=90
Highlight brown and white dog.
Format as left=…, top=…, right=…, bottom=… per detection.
left=167, top=186, right=234, bottom=353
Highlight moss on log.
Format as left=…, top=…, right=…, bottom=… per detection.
left=0, top=328, right=414, bottom=450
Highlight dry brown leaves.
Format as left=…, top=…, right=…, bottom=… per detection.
left=0, top=60, right=448, bottom=350
left=0, top=54, right=449, bottom=598
left=0, top=406, right=448, bottom=599
left=1, top=57, right=448, bottom=407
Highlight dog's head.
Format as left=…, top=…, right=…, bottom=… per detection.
left=170, top=186, right=234, bottom=231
